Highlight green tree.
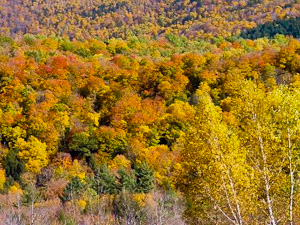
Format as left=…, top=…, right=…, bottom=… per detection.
left=134, top=162, right=154, bottom=194
left=3, top=148, right=25, bottom=181
left=69, top=132, right=98, bottom=158
left=117, top=167, right=136, bottom=193
left=93, top=164, right=117, bottom=195
left=60, top=176, right=86, bottom=203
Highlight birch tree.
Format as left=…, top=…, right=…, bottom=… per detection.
left=177, top=84, right=255, bottom=224
left=270, top=87, right=300, bottom=225
left=231, top=80, right=292, bottom=224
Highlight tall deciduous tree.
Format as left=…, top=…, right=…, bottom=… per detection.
left=269, top=87, right=300, bottom=225
left=178, top=83, right=255, bottom=224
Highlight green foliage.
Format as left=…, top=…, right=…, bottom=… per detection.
left=97, top=130, right=128, bottom=157
left=117, top=167, right=137, bottom=192
left=93, top=163, right=154, bottom=195
left=21, top=183, right=42, bottom=206
left=134, top=163, right=154, bottom=194
left=241, top=17, right=300, bottom=39
left=0, top=35, right=13, bottom=46
left=57, top=210, right=76, bottom=225
left=113, top=190, right=145, bottom=224
left=3, top=148, right=25, bottom=182
left=165, top=33, right=188, bottom=47
left=74, top=47, right=92, bottom=58
left=93, top=164, right=117, bottom=195
left=25, top=50, right=45, bottom=62
left=87, top=154, right=101, bottom=172
left=60, top=40, right=75, bottom=52
left=69, top=132, right=98, bottom=157
left=23, top=34, right=37, bottom=46
left=60, top=176, right=86, bottom=203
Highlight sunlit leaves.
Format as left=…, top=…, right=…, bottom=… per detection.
left=16, top=136, right=48, bottom=174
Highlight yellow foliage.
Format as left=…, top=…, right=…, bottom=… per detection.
left=54, top=165, right=65, bottom=179
left=137, top=145, right=174, bottom=185
left=292, top=74, right=300, bottom=89
left=9, top=183, right=23, bottom=195
left=77, top=199, right=87, bottom=210
left=68, top=160, right=86, bottom=182
left=16, top=136, right=48, bottom=173
left=167, top=101, right=194, bottom=122
left=0, top=169, right=5, bottom=191
left=94, top=151, right=111, bottom=165
left=133, top=193, right=147, bottom=207
left=108, top=155, right=131, bottom=172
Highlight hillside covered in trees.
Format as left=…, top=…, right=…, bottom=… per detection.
left=2, top=0, right=300, bottom=39
left=1, top=33, right=300, bottom=224
left=2, top=0, right=300, bottom=225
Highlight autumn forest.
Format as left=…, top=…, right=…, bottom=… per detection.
left=1, top=0, right=300, bottom=225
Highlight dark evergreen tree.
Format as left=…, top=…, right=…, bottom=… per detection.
left=93, top=164, right=117, bottom=195
left=3, top=147, right=25, bottom=182
left=134, top=162, right=154, bottom=194
left=117, top=167, right=137, bottom=193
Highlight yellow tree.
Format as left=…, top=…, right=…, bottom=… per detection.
left=0, top=169, right=5, bottom=191
left=177, top=83, right=256, bottom=224
left=230, top=80, right=289, bottom=224
left=15, top=136, right=48, bottom=174
left=270, top=87, right=300, bottom=225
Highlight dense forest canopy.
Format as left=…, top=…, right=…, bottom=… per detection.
left=1, top=33, right=300, bottom=224
left=2, top=0, right=300, bottom=225
left=241, top=16, right=300, bottom=39
left=1, top=0, right=300, bottom=39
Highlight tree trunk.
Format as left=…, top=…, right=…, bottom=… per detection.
left=258, top=135, right=276, bottom=225
left=287, top=127, right=294, bottom=225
